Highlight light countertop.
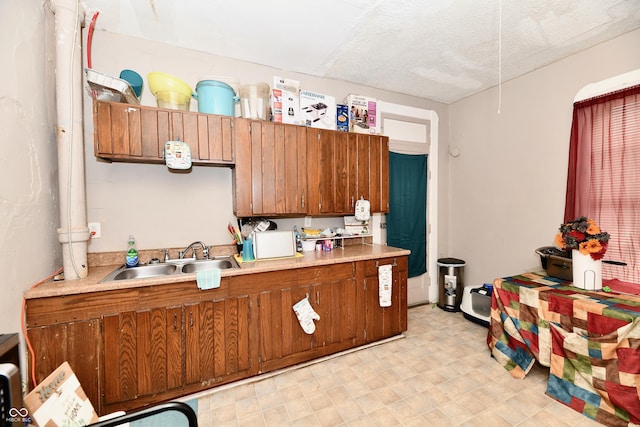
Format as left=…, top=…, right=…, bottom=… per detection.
left=25, top=244, right=410, bottom=299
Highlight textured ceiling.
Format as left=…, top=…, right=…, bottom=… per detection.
left=83, top=0, right=640, bottom=104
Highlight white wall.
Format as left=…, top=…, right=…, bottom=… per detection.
left=449, top=28, right=640, bottom=287
left=84, top=31, right=449, bottom=253
left=0, top=1, right=61, bottom=345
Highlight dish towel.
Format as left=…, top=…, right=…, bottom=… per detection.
left=196, top=269, right=221, bottom=290
left=293, top=296, right=320, bottom=334
left=378, top=264, right=392, bottom=307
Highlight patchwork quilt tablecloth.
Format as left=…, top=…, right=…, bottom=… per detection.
left=487, top=272, right=640, bottom=426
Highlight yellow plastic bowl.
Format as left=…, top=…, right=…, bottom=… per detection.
left=155, top=90, right=191, bottom=111
left=147, top=72, right=193, bottom=98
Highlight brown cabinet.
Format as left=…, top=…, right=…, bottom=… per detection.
left=360, top=257, right=408, bottom=343
left=93, top=100, right=234, bottom=165
left=241, top=263, right=359, bottom=373
left=306, top=129, right=389, bottom=216
left=100, top=290, right=253, bottom=412
left=233, top=119, right=307, bottom=216
left=27, top=320, right=101, bottom=409
left=102, top=307, right=182, bottom=405
left=182, top=295, right=252, bottom=387
left=93, top=101, right=388, bottom=217
left=26, top=254, right=405, bottom=415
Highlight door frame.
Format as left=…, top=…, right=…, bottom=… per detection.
left=376, top=101, right=439, bottom=305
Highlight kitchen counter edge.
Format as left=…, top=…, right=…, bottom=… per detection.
left=25, top=244, right=410, bottom=299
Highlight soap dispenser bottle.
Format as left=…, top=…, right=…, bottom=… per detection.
left=126, top=235, right=139, bottom=267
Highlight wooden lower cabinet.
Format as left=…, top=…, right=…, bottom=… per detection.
left=101, top=295, right=253, bottom=413
left=183, top=296, right=252, bottom=386
left=27, top=320, right=101, bottom=409
left=243, top=263, right=359, bottom=373
left=26, top=256, right=407, bottom=415
left=360, top=256, right=409, bottom=343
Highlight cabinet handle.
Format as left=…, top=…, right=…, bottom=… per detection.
left=301, top=194, right=305, bottom=208
left=189, top=311, right=194, bottom=327
left=173, top=314, right=177, bottom=331
left=316, top=290, right=320, bottom=305
left=375, top=258, right=398, bottom=268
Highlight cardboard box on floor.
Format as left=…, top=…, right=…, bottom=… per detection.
left=24, top=361, right=99, bottom=426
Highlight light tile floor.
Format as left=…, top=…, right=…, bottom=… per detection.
left=194, top=304, right=603, bottom=426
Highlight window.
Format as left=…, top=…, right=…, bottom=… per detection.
left=564, top=85, right=640, bottom=284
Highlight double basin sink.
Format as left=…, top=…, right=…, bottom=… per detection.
left=100, top=257, right=239, bottom=282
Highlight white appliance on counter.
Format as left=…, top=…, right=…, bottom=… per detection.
left=253, top=230, right=297, bottom=259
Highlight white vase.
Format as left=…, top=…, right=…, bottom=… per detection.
left=572, top=249, right=602, bottom=290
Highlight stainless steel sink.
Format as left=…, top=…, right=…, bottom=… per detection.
left=181, top=258, right=238, bottom=273
left=100, top=256, right=239, bottom=282
left=102, top=263, right=179, bottom=282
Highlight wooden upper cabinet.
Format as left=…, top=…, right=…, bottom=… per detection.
left=93, top=100, right=234, bottom=165
left=368, top=135, right=390, bottom=213
left=307, top=130, right=389, bottom=216
left=233, top=120, right=307, bottom=217
left=306, top=128, right=336, bottom=215
left=93, top=100, right=388, bottom=216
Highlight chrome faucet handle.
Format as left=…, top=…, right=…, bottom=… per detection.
left=178, top=250, right=185, bottom=259
left=202, top=246, right=209, bottom=259
left=164, top=249, right=170, bottom=262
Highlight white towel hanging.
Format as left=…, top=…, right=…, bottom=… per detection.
left=378, top=264, right=392, bottom=307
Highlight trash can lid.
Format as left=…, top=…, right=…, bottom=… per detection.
left=437, top=257, right=466, bottom=267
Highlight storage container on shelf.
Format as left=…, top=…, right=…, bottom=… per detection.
left=239, top=83, right=270, bottom=120
left=155, top=90, right=191, bottom=111
left=193, top=80, right=238, bottom=116
left=147, top=72, right=193, bottom=111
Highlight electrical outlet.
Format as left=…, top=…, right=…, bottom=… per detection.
left=304, top=216, right=312, bottom=227
left=88, top=222, right=101, bottom=239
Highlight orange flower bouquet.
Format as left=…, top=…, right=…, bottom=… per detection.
left=555, top=217, right=610, bottom=261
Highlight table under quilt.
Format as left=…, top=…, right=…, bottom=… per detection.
left=487, top=272, right=640, bottom=426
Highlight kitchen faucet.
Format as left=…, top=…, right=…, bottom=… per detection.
left=178, top=241, right=209, bottom=260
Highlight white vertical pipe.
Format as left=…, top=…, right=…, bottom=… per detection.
left=51, top=0, right=90, bottom=279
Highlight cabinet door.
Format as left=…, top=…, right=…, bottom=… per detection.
left=94, top=101, right=143, bottom=157
left=367, top=135, right=389, bottom=213
left=333, top=131, right=353, bottom=214
left=28, top=320, right=101, bottom=412
left=103, top=307, right=182, bottom=405
left=346, top=133, right=359, bottom=212
left=308, top=264, right=358, bottom=349
left=380, top=136, right=390, bottom=212
left=234, top=120, right=307, bottom=216
left=184, top=296, right=251, bottom=385
left=362, top=257, right=408, bottom=343
left=233, top=117, right=253, bottom=216
left=351, top=134, right=389, bottom=214
left=252, top=122, right=307, bottom=215
left=306, top=128, right=336, bottom=215
left=257, top=284, right=313, bottom=371
left=355, top=134, right=371, bottom=203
